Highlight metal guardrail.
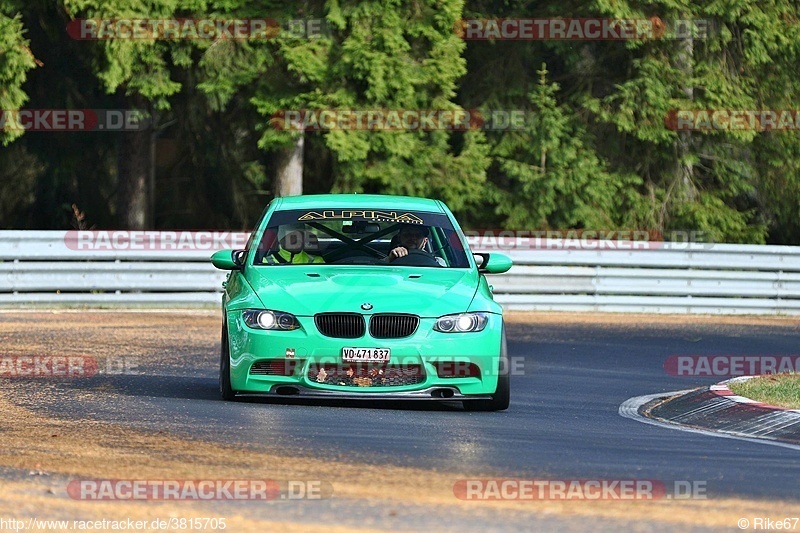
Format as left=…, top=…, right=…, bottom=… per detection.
left=0, top=231, right=233, bottom=306
left=491, top=244, right=800, bottom=314
left=2, top=231, right=800, bottom=314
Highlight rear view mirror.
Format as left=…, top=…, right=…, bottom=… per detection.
left=342, top=221, right=381, bottom=234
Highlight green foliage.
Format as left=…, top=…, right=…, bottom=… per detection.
left=753, top=133, right=800, bottom=243
left=62, top=0, right=200, bottom=108
left=490, top=65, right=641, bottom=229
left=1, top=0, right=800, bottom=243
left=321, top=0, right=490, bottom=210
left=572, top=0, right=799, bottom=241
left=0, top=9, right=37, bottom=145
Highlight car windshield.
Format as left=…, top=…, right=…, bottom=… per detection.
left=253, top=208, right=470, bottom=268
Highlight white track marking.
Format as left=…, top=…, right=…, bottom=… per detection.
left=619, top=391, right=800, bottom=452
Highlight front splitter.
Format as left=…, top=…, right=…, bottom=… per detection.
left=236, top=385, right=491, bottom=401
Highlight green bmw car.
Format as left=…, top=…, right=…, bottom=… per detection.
left=211, top=194, right=513, bottom=410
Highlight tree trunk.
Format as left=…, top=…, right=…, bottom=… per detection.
left=275, top=135, right=304, bottom=197
left=675, top=22, right=695, bottom=201
left=117, top=123, right=152, bottom=229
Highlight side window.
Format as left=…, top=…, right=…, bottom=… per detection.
left=429, top=227, right=451, bottom=267
left=245, top=201, right=274, bottom=261
left=254, top=228, right=279, bottom=264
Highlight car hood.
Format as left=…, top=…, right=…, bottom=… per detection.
left=245, top=266, right=479, bottom=317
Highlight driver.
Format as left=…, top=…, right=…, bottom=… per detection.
left=263, top=229, right=325, bottom=264
left=388, top=225, right=430, bottom=261
left=387, top=225, right=444, bottom=266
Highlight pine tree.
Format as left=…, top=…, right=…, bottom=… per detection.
left=0, top=6, right=37, bottom=146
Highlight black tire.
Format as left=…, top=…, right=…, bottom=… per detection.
left=464, top=326, right=509, bottom=412
left=219, top=324, right=237, bottom=401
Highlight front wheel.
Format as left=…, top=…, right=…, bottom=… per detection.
left=463, top=327, right=509, bottom=412
left=220, top=324, right=237, bottom=401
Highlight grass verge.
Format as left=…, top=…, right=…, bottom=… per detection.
left=729, top=373, right=800, bottom=409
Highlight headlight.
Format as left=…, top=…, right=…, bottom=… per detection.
left=434, top=312, right=489, bottom=333
left=242, top=310, right=300, bottom=331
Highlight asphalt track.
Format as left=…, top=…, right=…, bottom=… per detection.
left=7, top=314, right=800, bottom=503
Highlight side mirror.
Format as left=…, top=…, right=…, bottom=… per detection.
left=211, top=249, right=246, bottom=270
left=474, top=253, right=512, bottom=274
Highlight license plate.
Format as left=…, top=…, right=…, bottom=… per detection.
left=342, top=347, right=391, bottom=362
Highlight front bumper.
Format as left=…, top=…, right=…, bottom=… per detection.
left=238, top=385, right=491, bottom=401
left=226, top=311, right=503, bottom=397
